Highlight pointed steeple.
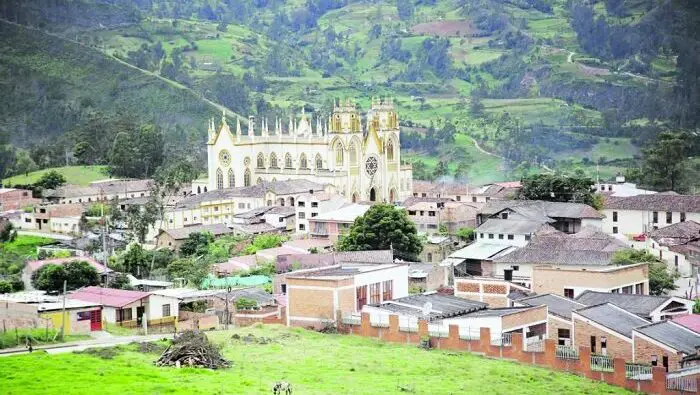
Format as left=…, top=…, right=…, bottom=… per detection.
left=248, top=116, right=255, bottom=137
left=236, top=117, right=242, bottom=137
left=288, top=116, right=294, bottom=136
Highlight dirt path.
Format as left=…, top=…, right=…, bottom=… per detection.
left=463, top=134, right=554, bottom=174
left=567, top=51, right=575, bottom=63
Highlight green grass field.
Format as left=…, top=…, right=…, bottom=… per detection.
left=1, top=325, right=631, bottom=394
left=0, top=328, right=88, bottom=349
left=0, top=235, right=55, bottom=259
left=4, top=166, right=109, bottom=186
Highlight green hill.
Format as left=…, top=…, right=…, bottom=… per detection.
left=3, top=166, right=108, bottom=187
left=1, top=0, right=698, bottom=185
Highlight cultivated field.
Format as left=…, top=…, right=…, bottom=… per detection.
left=1, top=325, right=632, bottom=395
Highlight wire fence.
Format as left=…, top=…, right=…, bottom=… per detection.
left=369, top=313, right=390, bottom=328
left=341, top=313, right=361, bottom=326
left=458, top=326, right=480, bottom=340
left=666, top=366, right=700, bottom=392
left=591, top=354, right=614, bottom=372
left=490, top=332, right=512, bottom=346
left=555, top=345, right=579, bottom=360
left=428, top=322, right=449, bottom=338
left=399, top=316, right=419, bottom=333
left=625, top=363, right=652, bottom=380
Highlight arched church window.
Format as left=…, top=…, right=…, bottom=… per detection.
left=257, top=153, right=265, bottom=169
left=315, top=154, right=323, bottom=170
left=216, top=168, right=224, bottom=189
left=256, top=177, right=263, bottom=185
left=270, top=152, right=278, bottom=169
left=387, top=140, right=395, bottom=161
left=335, top=143, right=344, bottom=166
left=300, top=154, right=308, bottom=169
left=349, top=142, right=358, bottom=166
left=244, top=169, right=251, bottom=187
left=285, top=153, right=292, bottom=168
left=228, top=168, right=235, bottom=188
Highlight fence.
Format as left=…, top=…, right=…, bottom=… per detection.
left=591, top=354, right=614, bottom=372
left=341, top=313, right=361, bottom=326
left=555, top=345, right=579, bottom=360
left=625, top=363, right=653, bottom=380
left=336, top=312, right=696, bottom=395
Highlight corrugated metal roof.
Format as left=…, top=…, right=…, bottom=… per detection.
left=635, top=321, right=700, bottom=354
left=449, top=243, right=516, bottom=260
left=68, top=286, right=150, bottom=308
left=516, top=293, right=585, bottom=320
left=575, top=291, right=673, bottom=318
left=574, top=303, right=650, bottom=338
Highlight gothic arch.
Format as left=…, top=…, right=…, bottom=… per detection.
left=216, top=168, right=224, bottom=189
left=386, top=138, right=396, bottom=161
left=256, top=177, right=263, bottom=185
left=285, top=153, right=293, bottom=168
left=330, top=137, right=344, bottom=166
left=315, top=153, right=323, bottom=170
left=348, top=141, right=358, bottom=166
left=351, top=191, right=359, bottom=203
left=244, top=168, right=251, bottom=187
left=299, top=153, right=308, bottom=169
left=270, top=152, right=279, bottom=168
left=228, top=168, right=235, bottom=188
left=256, top=153, right=265, bottom=169
left=389, top=188, right=397, bottom=202
left=369, top=187, right=377, bottom=202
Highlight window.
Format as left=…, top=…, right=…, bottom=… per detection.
left=557, top=329, right=571, bottom=346
left=419, top=211, right=424, bottom=216
left=383, top=280, right=393, bottom=301
left=281, top=284, right=287, bottom=294
left=524, top=235, right=531, bottom=241
left=422, top=193, right=427, bottom=197
left=507, top=234, right=514, bottom=240
left=311, top=213, right=318, bottom=217
left=622, top=285, right=632, bottom=294
left=116, top=308, right=133, bottom=322
left=501, top=212, right=508, bottom=219
left=216, top=168, right=224, bottom=189
left=311, top=202, right=318, bottom=208
left=356, top=285, right=367, bottom=310
left=601, top=336, right=607, bottom=355
left=456, top=196, right=461, bottom=201
left=315, top=154, right=323, bottom=170
left=488, top=233, right=494, bottom=239
left=480, top=233, right=484, bottom=239
left=162, top=304, right=171, bottom=317
left=651, top=355, right=658, bottom=366
left=427, top=224, right=438, bottom=229
left=279, top=217, right=284, bottom=223
left=257, top=153, right=265, bottom=168
left=244, top=169, right=251, bottom=186
left=681, top=212, right=686, bottom=222
left=298, top=201, right=305, bottom=207
left=653, top=211, right=658, bottom=223
left=335, top=143, right=344, bottom=166
left=512, top=266, right=519, bottom=271
left=238, top=203, right=246, bottom=209
left=370, top=283, right=381, bottom=304
left=635, top=283, right=644, bottom=294
left=427, top=252, right=433, bottom=262
left=612, top=211, right=618, bottom=222
left=24, top=218, right=31, bottom=223
left=472, top=197, right=477, bottom=203
left=564, top=288, right=574, bottom=299
left=298, top=212, right=306, bottom=219
left=662, top=356, right=668, bottom=372
left=227, top=168, right=235, bottom=188
left=590, top=335, right=596, bottom=354
left=428, top=211, right=436, bottom=217
left=666, top=211, right=672, bottom=224
left=285, top=153, right=293, bottom=168
left=298, top=223, right=305, bottom=231
left=498, top=234, right=504, bottom=240
left=675, top=256, right=679, bottom=270
left=612, top=227, right=618, bottom=234
left=387, top=140, right=395, bottom=161
left=485, top=197, right=490, bottom=202
left=408, top=210, right=416, bottom=215
left=349, top=142, right=358, bottom=165
left=300, top=154, right=308, bottom=169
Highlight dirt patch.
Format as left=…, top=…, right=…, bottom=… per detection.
left=75, top=347, right=121, bottom=360
left=412, top=20, right=475, bottom=37
left=133, top=341, right=168, bottom=354
left=579, top=64, right=610, bottom=76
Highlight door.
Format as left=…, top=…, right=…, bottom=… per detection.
left=136, top=306, right=145, bottom=325
left=90, top=310, right=102, bottom=331
left=504, top=269, right=513, bottom=282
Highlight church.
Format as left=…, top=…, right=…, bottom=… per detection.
left=205, top=98, right=413, bottom=203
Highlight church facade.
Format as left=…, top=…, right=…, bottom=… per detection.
left=205, top=98, right=413, bottom=203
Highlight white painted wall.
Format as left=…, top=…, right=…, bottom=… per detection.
left=475, top=232, right=529, bottom=247
left=354, top=265, right=410, bottom=300
left=602, top=209, right=700, bottom=236
left=146, top=294, right=179, bottom=320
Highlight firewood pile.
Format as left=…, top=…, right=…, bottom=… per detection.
left=154, top=331, right=231, bottom=369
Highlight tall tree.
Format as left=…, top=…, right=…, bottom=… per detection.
left=612, top=250, right=679, bottom=295
left=640, top=132, right=690, bottom=192
left=338, top=204, right=422, bottom=261
left=518, top=173, right=599, bottom=208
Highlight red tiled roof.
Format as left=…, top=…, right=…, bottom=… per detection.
left=68, top=286, right=149, bottom=308
left=26, top=257, right=112, bottom=274
left=673, top=314, right=700, bottom=333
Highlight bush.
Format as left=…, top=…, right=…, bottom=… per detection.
left=0, top=281, right=12, bottom=294
left=31, top=261, right=100, bottom=292
left=235, top=297, right=258, bottom=310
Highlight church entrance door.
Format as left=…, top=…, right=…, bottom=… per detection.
left=369, top=188, right=377, bottom=202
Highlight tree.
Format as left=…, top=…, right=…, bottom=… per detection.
left=612, top=250, right=679, bottom=295
left=396, top=0, right=414, bottom=21
left=433, top=161, right=450, bottom=179
left=456, top=227, right=474, bottom=241
left=0, top=281, right=12, bottom=294
left=115, top=243, right=149, bottom=277
left=108, top=273, right=133, bottom=290
left=454, top=162, right=470, bottom=181
left=338, top=204, right=422, bottom=261
left=242, top=234, right=286, bottom=255
left=13, top=150, right=37, bottom=176
left=180, top=232, right=215, bottom=257
left=0, top=222, right=17, bottom=243
left=31, top=261, right=99, bottom=293
left=640, top=132, right=690, bottom=192
left=166, top=257, right=210, bottom=286
left=470, top=91, right=484, bottom=117
left=518, top=173, right=599, bottom=208
left=34, top=170, right=66, bottom=190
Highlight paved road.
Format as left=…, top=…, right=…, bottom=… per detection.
left=0, top=333, right=174, bottom=357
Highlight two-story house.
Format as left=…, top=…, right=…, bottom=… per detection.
left=602, top=193, right=700, bottom=236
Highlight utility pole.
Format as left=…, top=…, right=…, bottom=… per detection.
left=60, top=280, right=67, bottom=341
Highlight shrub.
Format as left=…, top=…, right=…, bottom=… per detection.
left=235, top=297, right=258, bottom=310
left=0, top=281, right=12, bottom=294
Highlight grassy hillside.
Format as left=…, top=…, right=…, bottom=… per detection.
left=3, top=166, right=109, bottom=187
left=2, top=0, right=697, bottom=185
left=0, top=20, right=217, bottom=158
left=0, top=326, right=632, bottom=394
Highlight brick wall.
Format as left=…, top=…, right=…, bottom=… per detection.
left=634, top=336, right=683, bottom=371
left=533, top=264, right=648, bottom=296
left=0, top=189, right=40, bottom=211
left=548, top=317, right=572, bottom=342
left=288, top=287, right=334, bottom=320
left=482, top=295, right=508, bottom=307
left=456, top=282, right=479, bottom=292
left=502, top=305, right=547, bottom=332
left=483, top=284, right=506, bottom=294
left=573, top=318, right=633, bottom=360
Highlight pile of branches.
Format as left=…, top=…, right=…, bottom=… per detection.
left=154, top=331, right=230, bottom=369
